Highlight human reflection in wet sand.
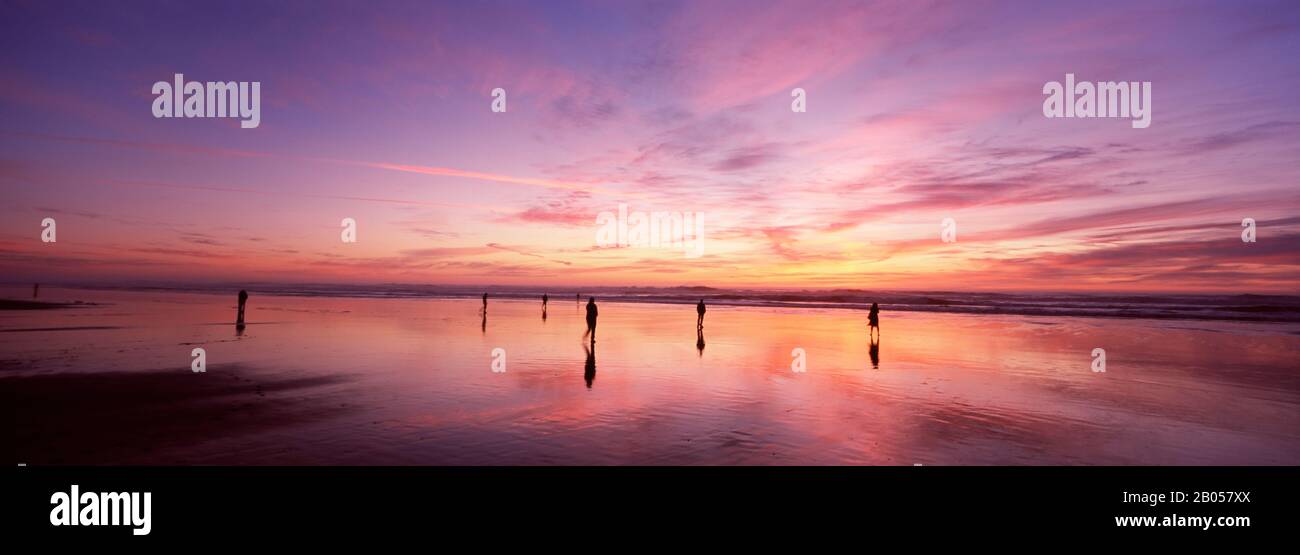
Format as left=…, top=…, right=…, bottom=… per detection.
left=869, top=336, right=880, bottom=369
left=583, top=342, right=596, bottom=388
left=235, top=324, right=246, bottom=337
left=481, top=312, right=487, bottom=334
left=696, top=326, right=705, bottom=356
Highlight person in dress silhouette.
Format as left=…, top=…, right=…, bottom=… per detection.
left=868, top=302, right=880, bottom=340
left=583, top=297, right=598, bottom=344
left=237, top=289, right=249, bottom=325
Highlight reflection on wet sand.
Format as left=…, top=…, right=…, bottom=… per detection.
left=583, top=342, right=596, bottom=389
left=3, top=288, right=1298, bottom=465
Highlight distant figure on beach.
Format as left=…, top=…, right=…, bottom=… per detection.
left=869, top=335, right=880, bottom=369
left=582, top=297, right=598, bottom=343
left=868, top=302, right=880, bottom=340
left=543, top=293, right=548, bottom=307
left=237, top=289, right=249, bottom=325
left=482, top=292, right=488, bottom=312
left=583, top=342, right=596, bottom=388
left=33, top=283, right=39, bottom=298
left=696, top=299, right=706, bottom=328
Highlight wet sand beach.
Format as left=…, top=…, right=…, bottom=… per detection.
left=3, top=287, right=1298, bottom=465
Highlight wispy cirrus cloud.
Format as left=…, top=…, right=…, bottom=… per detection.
left=2, top=0, right=1298, bottom=291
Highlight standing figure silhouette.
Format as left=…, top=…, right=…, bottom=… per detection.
left=867, top=302, right=880, bottom=340
left=237, top=289, right=249, bottom=326
left=696, top=299, right=706, bottom=328
left=582, top=297, right=598, bottom=344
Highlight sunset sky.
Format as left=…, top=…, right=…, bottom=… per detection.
left=2, top=0, right=1298, bottom=292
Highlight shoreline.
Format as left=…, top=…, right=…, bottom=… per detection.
left=5, top=284, right=1298, bottom=324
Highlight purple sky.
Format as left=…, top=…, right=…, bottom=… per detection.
left=2, top=0, right=1298, bottom=291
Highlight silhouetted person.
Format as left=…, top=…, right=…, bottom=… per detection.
left=696, top=326, right=705, bottom=356
left=869, top=336, right=880, bottom=369
left=582, top=297, right=598, bottom=344
left=868, top=302, right=880, bottom=340
left=696, top=299, right=706, bottom=328
left=237, top=289, right=249, bottom=325
left=33, top=283, right=39, bottom=298
left=482, top=292, right=488, bottom=313
left=583, top=342, right=596, bottom=388
left=543, top=293, right=548, bottom=307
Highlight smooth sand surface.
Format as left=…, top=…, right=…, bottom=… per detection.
left=4, top=287, right=1298, bottom=465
